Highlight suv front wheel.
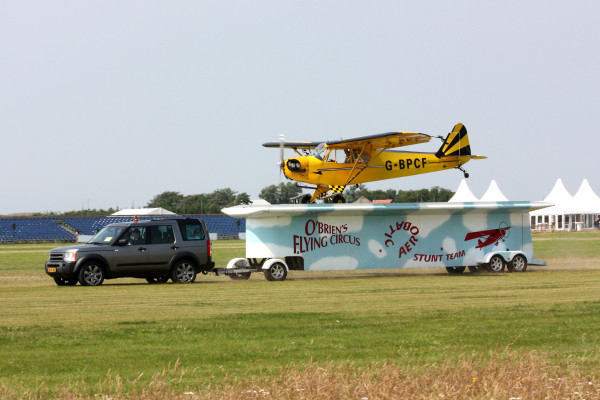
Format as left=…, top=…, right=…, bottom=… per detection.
left=78, top=261, right=105, bottom=286
left=171, top=260, right=197, bottom=283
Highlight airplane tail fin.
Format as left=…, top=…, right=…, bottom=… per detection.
left=435, top=123, right=472, bottom=158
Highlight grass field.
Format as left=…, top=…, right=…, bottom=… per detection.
left=1, top=233, right=600, bottom=399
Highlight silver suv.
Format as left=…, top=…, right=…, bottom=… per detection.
left=45, top=218, right=214, bottom=286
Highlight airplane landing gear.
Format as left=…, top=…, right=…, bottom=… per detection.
left=457, top=166, right=469, bottom=178
left=330, top=194, right=346, bottom=204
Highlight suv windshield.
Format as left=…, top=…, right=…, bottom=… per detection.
left=89, top=225, right=125, bottom=244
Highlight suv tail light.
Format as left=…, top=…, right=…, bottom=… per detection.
left=207, top=237, right=212, bottom=257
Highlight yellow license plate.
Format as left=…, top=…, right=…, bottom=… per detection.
left=48, top=267, right=57, bottom=273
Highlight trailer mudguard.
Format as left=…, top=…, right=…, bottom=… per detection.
left=261, top=258, right=289, bottom=272
left=227, top=258, right=251, bottom=270
left=480, top=251, right=525, bottom=265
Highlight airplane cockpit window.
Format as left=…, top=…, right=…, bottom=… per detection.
left=312, top=143, right=326, bottom=160
left=358, top=151, right=371, bottom=163
left=343, top=149, right=370, bottom=164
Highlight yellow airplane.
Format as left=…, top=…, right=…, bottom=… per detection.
left=263, top=123, right=486, bottom=203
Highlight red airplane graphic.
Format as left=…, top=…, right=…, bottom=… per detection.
left=464, top=226, right=511, bottom=249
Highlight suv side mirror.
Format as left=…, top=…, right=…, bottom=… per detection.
left=117, top=236, right=130, bottom=246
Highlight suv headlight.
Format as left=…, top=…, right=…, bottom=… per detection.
left=64, top=251, right=77, bottom=263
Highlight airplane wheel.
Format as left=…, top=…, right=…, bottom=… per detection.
left=331, top=195, right=345, bottom=204
left=299, top=194, right=311, bottom=204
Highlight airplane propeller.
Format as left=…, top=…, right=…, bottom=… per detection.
left=278, top=134, right=285, bottom=183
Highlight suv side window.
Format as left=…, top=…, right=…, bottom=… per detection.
left=148, top=225, right=175, bottom=244
left=178, top=221, right=205, bottom=241
left=123, top=226, right=146, bottom=245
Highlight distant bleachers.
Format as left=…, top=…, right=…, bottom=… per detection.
left=61, top=217, right=135, bottom=235
left=0, top=218, right=75, bottom=242
left=0, top=215, right=246, bottom=243
left=201, top=215, right=245, bottom=238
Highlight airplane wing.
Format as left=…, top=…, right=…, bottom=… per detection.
left=325, top=132, right=432, bottom=151
left=262, top=141, right=321, bottom=150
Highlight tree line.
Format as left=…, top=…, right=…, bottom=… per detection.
left=37, top=184, right=453, bottom=216
left=258, top=183, right=454, bottom=204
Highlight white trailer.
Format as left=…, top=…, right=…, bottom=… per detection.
left=219, top=201, right=550, bottom=281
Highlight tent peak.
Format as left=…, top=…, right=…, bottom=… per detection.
left=110, top=207, right=177, bottom=216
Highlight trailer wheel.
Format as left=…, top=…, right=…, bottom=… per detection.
left=487, top=255, right=505, bottom=273
left=264, top=262, right=287, bottom=281
left=446, top=266, right=466, bottom=274
left=507, top=254, right=527, bottom=272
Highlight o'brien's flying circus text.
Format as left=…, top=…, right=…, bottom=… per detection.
left=293, top=220, right=360, bottom=254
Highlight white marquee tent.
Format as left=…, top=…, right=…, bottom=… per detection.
left=573, top=179, right=600, bottom=213
left=529, top=178, right=572, bottom=230
left=571, top=179, right=600, bottom=228
left=110, top=207, right=177, bottom=216
left=530, top=179, right=600, bottom=230
left=448, top=179, right=479, bottom=202
left=479, top=179, right=508, bottom=202
left=447, top=178, right=599, bottom=231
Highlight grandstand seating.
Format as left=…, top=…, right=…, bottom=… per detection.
left=0, top=215, right=246, bottom=243
left=0, top=218, right=75, bottom=242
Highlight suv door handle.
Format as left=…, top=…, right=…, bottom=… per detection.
left=171, top=245, right=179, bottom=250
left=138, top=247, right=147, bottom=252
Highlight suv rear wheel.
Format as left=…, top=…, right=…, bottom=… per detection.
left=171, top=260, right=197, bottom=283
left=78, top=262, right=105, bottom=286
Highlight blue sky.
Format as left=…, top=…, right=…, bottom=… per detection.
left=1, top=1, right=599, bottom=214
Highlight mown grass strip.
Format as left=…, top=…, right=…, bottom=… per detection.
left=0, top=234, right=599, bottom=398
